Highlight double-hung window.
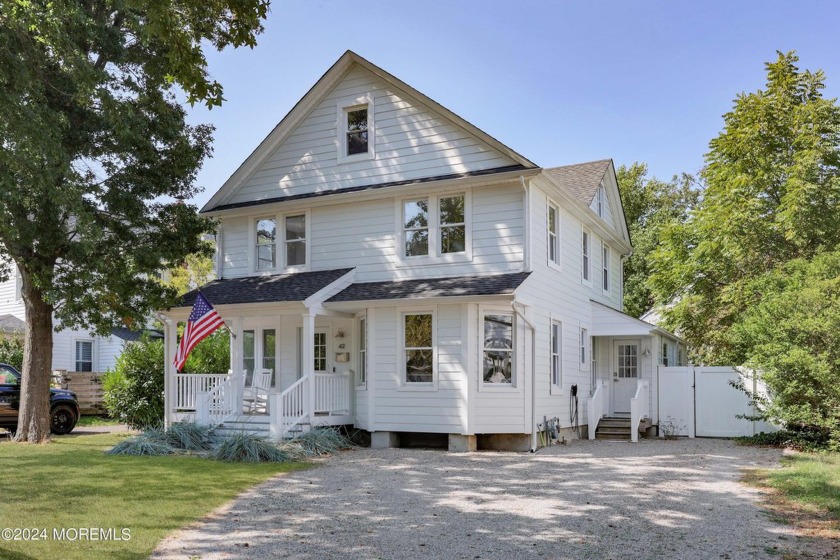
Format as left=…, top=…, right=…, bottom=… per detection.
left=75, top=341, right=93, bottom=372
left=547, top=202, right=559, bottom=266
left=285, top=215, right=306, bottom=267
left=403, top=313, right=433, bottom=384
left=580, top=327, right=589, bottom=368
left=551, top=321, right=562, bottom=388
left=345, top=107, right=368, bottom=155
left=483, top=312, right=514, bottom=385
left=404, top=200, right=429, bottom=257
left=402, top=193, right=467, bottom=259
left=357, top=317, right=367, bottom=388
left=256, top=218, right=276, bottom=270
left=582, top=229, right=591, bottom=282
left=602, top=244, right=610, bottom=292
left=596, top=187, right=605, bottom=218
left=337, top=94, right=375, bottom=162
left=662, top=342, right=670, bottom=366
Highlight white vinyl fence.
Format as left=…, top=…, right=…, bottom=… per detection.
left=658, top=366, right=779, bottom=438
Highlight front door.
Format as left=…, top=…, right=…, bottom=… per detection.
left=611, top=339, right=640, bottom=414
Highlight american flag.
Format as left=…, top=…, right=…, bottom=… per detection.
left=173, top=292, right=225, bottom=372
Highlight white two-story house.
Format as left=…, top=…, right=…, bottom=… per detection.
left=162, top=51, right=684, bottom=450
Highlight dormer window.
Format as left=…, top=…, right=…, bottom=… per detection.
left=337, top=94, right=375, bottom=163
left=596, top=187, right=605, bottom=217
left=346, top=107, right=368, bottom=155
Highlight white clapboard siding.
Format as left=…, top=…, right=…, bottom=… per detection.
left=0, top=274, right=25, bottom=321
left=224, top=65, right=517, bottom=206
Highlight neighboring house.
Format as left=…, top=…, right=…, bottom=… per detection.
left=161, top=51, right=685, bottom=450
left=0, top=268, right=140, bottom=372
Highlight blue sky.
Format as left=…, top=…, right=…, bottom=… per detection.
left=186, top=0, right=840, bottom=208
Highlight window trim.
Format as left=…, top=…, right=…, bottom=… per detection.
left=478, top=306, right=519, bottom=391
left=75, top=339, right=94, bottom=372
left=356, top=314, right=367, bottom=390
left=581, top=227, right=591, bottom=284
left=550, top=319, right=563, bottom=395
left=580, top=327, right=589, bottom=371
left=547, top=198, right=561, bottom=271
left=250, top=211, right=310, bottom=273
left=398, top=308, right=437, bottom=391
left=396, top=190, right=472, bottom=266
left=602, top=243, right=611, bottom=294
left=337, top=93, right=375, bottom=164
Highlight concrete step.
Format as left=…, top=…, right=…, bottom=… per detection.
left=595, top=433, right=631, bottom=441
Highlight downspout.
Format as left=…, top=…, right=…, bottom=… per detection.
left=519, top=176, right=530, bottom=271
left=511, top=301, right=538, bottom=452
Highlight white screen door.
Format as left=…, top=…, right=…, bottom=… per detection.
left=611, top=339, right=640, bottom=414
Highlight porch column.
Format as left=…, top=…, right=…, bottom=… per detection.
left=302, top=312, right=316, bottom=422
left=162, top=316, right=177, bottom=428
left=229, top=317, right=244, bottom=406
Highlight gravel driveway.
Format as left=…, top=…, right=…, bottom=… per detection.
left=153, top=439, right=808, bottom=560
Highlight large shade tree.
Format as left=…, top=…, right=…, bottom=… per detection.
left=0, top=0, right=269, bottom=442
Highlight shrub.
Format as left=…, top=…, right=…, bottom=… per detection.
left=102, top=336, right=165, bottom=429
left=182, top=330, right=230, bottom=374
left=164, top=422, right=216, bottom=451
left=291, top=427, right=354, bottom=456
left=736, top=427, right=832, bottom=452
left=0, top=336, right=23, bottom=370
left=213, top=433, right=296, bottom=463
left=106, top=434, right=175, bottom=456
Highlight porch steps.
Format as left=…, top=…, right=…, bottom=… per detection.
left=213, top=415, right=309, bottom=440
left=595, top=417, right=632, bottom=441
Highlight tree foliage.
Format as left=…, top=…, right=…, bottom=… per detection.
left=0, top=337, right=24, bottom=370
left=0, top=0, right=268, bottom=441
left=616, top=163, right=699, bottom=318
left=649, top=51, right=840, bottom=441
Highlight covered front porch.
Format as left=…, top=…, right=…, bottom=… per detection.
left=160, top=269, right=358, bottom=440
left=586, top=301, right=686, bottom=442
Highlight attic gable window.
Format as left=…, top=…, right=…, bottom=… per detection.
left=337, top=94, right=375, bottom=163
left=596, top=187, right=605, bottom=217
left=346, top=107, right=368, bottom=155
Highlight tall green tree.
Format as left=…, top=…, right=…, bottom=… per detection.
left=0, top=0, right=269, bottom=442
left=650, top=51, right=840, bottom=364
left=616, top=163, right=698, bottom=318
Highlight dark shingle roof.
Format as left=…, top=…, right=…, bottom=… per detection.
left=111, top=327, right=163, bottom=341
left=545, top=159, right=611, bottom=205
left=326, top=272, right=531, bottom=303
left=0, top=314, right=25, bottom=333
left=177, top=268, right=354, bottom=308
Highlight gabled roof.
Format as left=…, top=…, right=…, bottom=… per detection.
left=202, top=50, right=538, bottom=213
left=0, top=314, right=24, bottom=333
left=176, top=268, right=354, bottom=308
left=544, top=159, right=611, bottom=206
left=326, top=272, right=531, bottom=303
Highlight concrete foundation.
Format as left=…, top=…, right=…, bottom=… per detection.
left=370, top=431, right=400, bottom=449
left=477, top=433, right=532, bottom=452
left=447, top=434, right=477, bottom=452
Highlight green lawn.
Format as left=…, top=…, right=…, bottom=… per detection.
left=759, top=453, right=840, bottom=518
left=76, top=415, right=123, bottom=427
left=0, top=433, right=308, bottom=560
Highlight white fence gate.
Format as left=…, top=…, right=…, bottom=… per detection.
left=658, top=366, right=779, bottom=438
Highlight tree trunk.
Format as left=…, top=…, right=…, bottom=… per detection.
left=13, top=275, right=54, bottom=443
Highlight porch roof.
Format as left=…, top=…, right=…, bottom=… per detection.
left=590, top=300, right=682, bottom=341
left=325, top=271, right=531, bottom=303
left=175, top=268, right=354, bottom=308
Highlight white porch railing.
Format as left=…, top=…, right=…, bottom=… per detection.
left=314, top=372, right=351, bottom=414
left=630, top=379, right=650, bottom=443
left=270, top=375, right=308, bottom=440
left=587, top=380, right=610, bottom=440
left=175, top=373, right=230, bottom=411
left=197, top=375, right=238, bottom=426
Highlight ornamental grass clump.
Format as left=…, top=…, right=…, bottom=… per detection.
left=106, top=434, right=176, bottom=456
left=212, top=432, right=296, bottom=463
left=291, top=427, right=354, bottom=457
left=164, top=422, right=216, bottom=451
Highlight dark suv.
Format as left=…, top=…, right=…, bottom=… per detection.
left=0, top=363, right=80, bottom=435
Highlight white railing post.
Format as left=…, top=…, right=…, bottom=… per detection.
left=196, top=390, right=210, bottom=425
left=269, top=392, right=283, bottom=441
left=630, top=380, right=650, bottom=443
left=587, top=380, right=609, bottom=440
left=302, top=312, right=315, bottom=424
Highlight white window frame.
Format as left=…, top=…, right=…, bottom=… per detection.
left=581, top=228, right=591, bottom=283
left=547, top=199, right=561, bottom=271
left=478, top=306, right=518, bottom=391
left=356, top=314, right=367, bottom=389
left=662, top=340, right=670, bottom=367
left=250, top=211, right=310, bottom=273
left=580, top=327, right=589, bottom=370
left=337, top=93, right=375, bottom=164
left=283, top=213, right=309, bottom=271
left=398, top=308, right=437, bottom=391
left=75, top=340, right=94, bottom=372
left=253, top=215, right=278, bottom=272
left=396, top=191, right=472, bottom=265
left=602, top=243, right=611, bottom=294
left=550, top=319, right=563, bottom=395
